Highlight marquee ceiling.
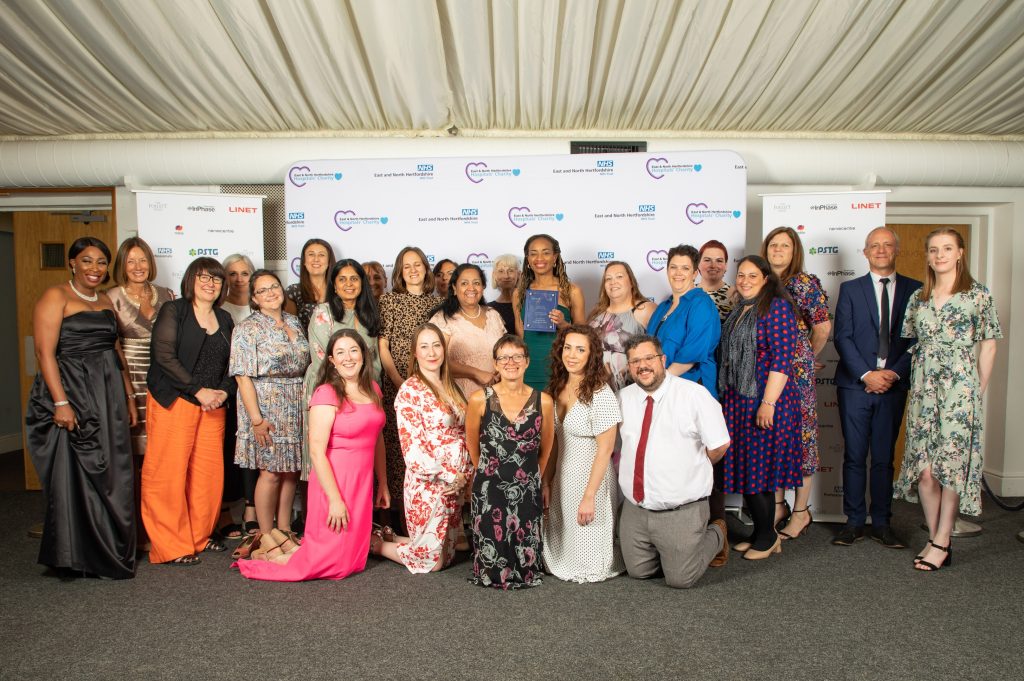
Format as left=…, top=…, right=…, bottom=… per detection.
left=1, top=0, right=1023, bottom=139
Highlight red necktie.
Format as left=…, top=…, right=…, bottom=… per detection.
left=633, top=396, right=654, bottom=503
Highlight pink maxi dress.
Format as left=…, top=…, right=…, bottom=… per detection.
left=236, top=384, right=384, bottom=581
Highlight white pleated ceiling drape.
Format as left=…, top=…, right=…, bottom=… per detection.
left=0, top=0, right=1022, bottom=138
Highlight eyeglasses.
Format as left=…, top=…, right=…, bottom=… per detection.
left=496, top=353, right=527, bottom=364
left=627, top=353, right=663, bottom=367
left=197, top=274, right=224, bottom=285
left=254, top=283, right=282, bottom=296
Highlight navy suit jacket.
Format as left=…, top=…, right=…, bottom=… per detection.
left=833, top=272, right=922, bottom=392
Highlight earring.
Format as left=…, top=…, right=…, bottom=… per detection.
left=71, top=267, right=76, bottom=275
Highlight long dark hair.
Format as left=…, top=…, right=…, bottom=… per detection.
left=315, top=329, right=382, bottom=410
left=391, top=246, right=435, bottom=295
left=547, top=324, right=609, bottom=406
left=298, top=238, right=336, bottom=303
left=760, top=227, right=805, bottom=285
left=734, top=255, right=796, bottom=318
left=326, top=260, right=381, bottom=337
left=68, top=236, right=112, bottom=284
left=516, top=234, right=573, bottom=310
left=430, top=263, right=488, bottom=321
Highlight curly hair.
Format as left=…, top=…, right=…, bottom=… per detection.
left=546, top=324, right=609, bottom=406
left=515, top=234, right=573, bottom=311
left=315, top=329, right=382, bottom=410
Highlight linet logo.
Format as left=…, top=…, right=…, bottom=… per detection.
left=229, top=206, right=257, bottom=213
left=851, top=202, right=882, bottom=209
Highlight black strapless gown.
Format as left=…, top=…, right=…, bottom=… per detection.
left=26, top=310, right=136, bottom=579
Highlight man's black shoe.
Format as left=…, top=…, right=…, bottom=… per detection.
left=832, top=525, right=865, bottom=546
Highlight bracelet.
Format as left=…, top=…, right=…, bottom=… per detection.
left=761, top=399, right=776, bottom=407
left=252, top=418, right=265, bottom=427
left=53, top=400, right=69, bottom=407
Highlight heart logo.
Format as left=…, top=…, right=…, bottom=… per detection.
left=466, top=252, right=489, bottom=263
left=512, top=168, right=521, bottom=176
left=555, top=213, right=564, bottom=221
left=646, top=157, right=668, bottom=179
left=685, top=202, right=709, bottom=225
left=733, top=210, right=742, bottom=218
left=334, top=210, right=356, bottom=232
left=508, top=206, right=530, bottom=229
left=334, top=172, right=343, bottom=180
left=290, top=257, right=301, bottom=276
left=465, top=161, right=487, bottom=184
left=288, top=165, right=311, bottom=187
left=694, top=164, right=702, bottom=172
left=379, top=217, right=388, bottom=225
left=646, top=250, right=668, bottom=271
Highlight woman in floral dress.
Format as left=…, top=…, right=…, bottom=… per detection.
left=285, top=238, right=335, bottom=333
left=895, top=228, right=1000, bottom=572
left=230, top=270, right=310, bottom=558
left=762, top=227, right=831, bottom=538
left=587, top=261, right=654, bottom=393
left=465, top=335, right=555, bottom=589
left=378, top=247, right=438, bottom=527
left=372, top=323, right=471, bottom=572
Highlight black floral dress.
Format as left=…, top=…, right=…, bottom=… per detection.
left=470, top=387, right=544, bottom=589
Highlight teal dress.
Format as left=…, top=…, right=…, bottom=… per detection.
left=522, top=304, right=571, bottom=390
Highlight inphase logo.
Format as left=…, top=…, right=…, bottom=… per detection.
left=597, top=160, right=614, bottom=168
left=828, top=269, right=855, bottom=277
left=187, top=205, right=215, bottom=213
left=188, top=248, right=219, bottom=256
left=461, top=208, right=478, bottom=216
left=287, top=212, right=304, bottom=220
left=809, top=246, right=839, bottom=255
left=417, top=164, right=434, bottom=172
left=809, top=203, right=838, bottom=211
left=638, top=204, right=655, bottom=213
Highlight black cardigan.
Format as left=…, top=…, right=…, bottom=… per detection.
left=147, top=298, right=237, bottom=409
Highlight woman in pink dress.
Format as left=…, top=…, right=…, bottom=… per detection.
left=235, top=329, right=390, bottom=581
left=372, top=323, right=472, bottom=572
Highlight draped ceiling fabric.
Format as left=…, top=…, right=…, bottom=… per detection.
left=0, top=0, right=1023, bottom=139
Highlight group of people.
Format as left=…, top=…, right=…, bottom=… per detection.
left=27, top=224, right=1000, bottom=587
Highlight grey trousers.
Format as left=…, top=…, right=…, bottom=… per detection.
left=619, top=499, right=723, bottom=589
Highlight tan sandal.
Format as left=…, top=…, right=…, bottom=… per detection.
left=269, top=528, right=300, bottom=555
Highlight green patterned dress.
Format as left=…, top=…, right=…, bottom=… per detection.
left=893, top=282, right=1001, bottom=515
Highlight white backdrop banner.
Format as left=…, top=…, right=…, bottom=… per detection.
left=136, top=191, right=265, bottom=293
left=284, top=152, right=747, bottom=305
left=762, top=191, right=888, bottom=522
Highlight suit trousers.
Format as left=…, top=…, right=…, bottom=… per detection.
left=619, top=499, right=722, bottom=589
left=141, top=395, right=225, bottom=563
left=837, top=387, right=908, bottom=527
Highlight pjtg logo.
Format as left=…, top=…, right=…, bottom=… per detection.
left=188, top=248, right=220, bottom=256
left=809, top=246, right=839, bottom=255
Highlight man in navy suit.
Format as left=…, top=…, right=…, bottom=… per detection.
left=832, top=227, right=921, bottom=548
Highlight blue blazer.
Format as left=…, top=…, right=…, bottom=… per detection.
left=833, top=272, right=921, bottom=391
left=649, top=287, right=721, bottom=399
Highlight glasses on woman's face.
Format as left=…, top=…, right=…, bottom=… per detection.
left=496, top=353, right=526, bottom=365
left=254, top=283, right=282, bottom=297
left=197, top=274, right=224, bottom=285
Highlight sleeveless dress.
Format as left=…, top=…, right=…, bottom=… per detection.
left=25, top=310, right=136, bottom=579
left=589, top=309, right=646, bottom=393
left=522, top=303, right=571, bottom=390
left=470, top=387, right=544, bottom=589
left=236, top=384, right=385, bottom=581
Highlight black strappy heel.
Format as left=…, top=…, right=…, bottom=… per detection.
left=915, top=541, right=952, bottom=572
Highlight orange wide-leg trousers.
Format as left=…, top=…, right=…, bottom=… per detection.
left=141, top=395, right=225, bottom=563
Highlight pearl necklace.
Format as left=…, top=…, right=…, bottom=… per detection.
left=121, top=284, right=158, bottom=307
left=69, top=279, right=98, bottom=302
left=460, top=305, right=482, bottom=319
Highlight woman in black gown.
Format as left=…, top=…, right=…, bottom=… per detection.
left=26, top=237, right=138, bottom=579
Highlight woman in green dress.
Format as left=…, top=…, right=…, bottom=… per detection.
left=894, top=228, right=1001, bottom=572
left=512, top=234, right=585, bottom=389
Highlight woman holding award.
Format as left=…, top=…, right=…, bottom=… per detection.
left=513, top=234, right=585, bottom=390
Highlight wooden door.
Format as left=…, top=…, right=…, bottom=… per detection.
left=884, top=223, right=970, bottom=476
left=14, top=210, right=116, bottom=489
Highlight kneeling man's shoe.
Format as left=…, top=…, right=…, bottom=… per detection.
left=709, top=519, right=729, bottom=567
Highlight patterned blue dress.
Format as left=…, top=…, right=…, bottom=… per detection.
left=721, top=298, right=803, bottom=494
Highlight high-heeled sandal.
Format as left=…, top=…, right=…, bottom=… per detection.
left=372, top=523, right=395, bottom=542
left=369, top=533, right=384, bottom=556
left=778, top=506, right=812, bottom=540
left=250, top=535, right=282, bottom=561
left=232, top=532, right=260, bottom=559
left=270, top=528, right=300, bottom=555
left=915, top=541, right=952, bottom=572
left=774, top=499, right=792, bottom=531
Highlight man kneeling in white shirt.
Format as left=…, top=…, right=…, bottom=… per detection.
left=618, top=335, right=731, bottom=588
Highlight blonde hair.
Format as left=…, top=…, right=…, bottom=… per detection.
left=491, top=253, right=520, bottom=290
left=407, top=323, right=466, bottom=410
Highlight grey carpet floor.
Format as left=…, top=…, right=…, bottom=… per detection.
left=2, top=489, right=1022, bottom=681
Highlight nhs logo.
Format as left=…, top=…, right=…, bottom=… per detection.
left=638, top=204, right=656, bottom=213
left=461, top=208, right=478, bottom=216
left=598, top=251, right=615, bottom=259
left=597, top=160, right=614, bottom=168
left=417, top=164, right=434, bottom=172
left=287, top=212, right=304, bottom=219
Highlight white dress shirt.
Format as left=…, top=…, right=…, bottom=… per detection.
left=869, top=271, right=894, bottom=369
left=617, top=374, right=730, bottom=511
